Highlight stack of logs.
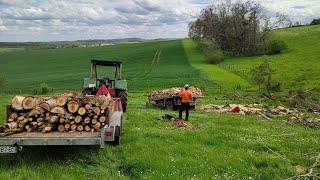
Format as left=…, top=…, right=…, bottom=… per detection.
left=0, top=93, right=114, bottom=136
left=149, top=86, right=203, bottom=101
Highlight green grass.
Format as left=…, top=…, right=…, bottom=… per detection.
left=0, top=29, right=319, bottom=179
left=218, top=25, right=320, bottom=91
left=183, top=39, right=253, bottom=93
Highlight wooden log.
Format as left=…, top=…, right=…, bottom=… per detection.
left=74, top=116, right=82, bottom=124
left=59, top=118, right=65, bottom=124
left=91, top=118, right=97, bottom=124
left=50, top=107, right=66, bottom=114
left=77, top=107, right=86, bottom=116
left=58, top=124, right=65, bottom=132
left=99, top=116, right=106, bottom=123
left=70, top=124, right=77, bottom=131
left=11, top=95, right=25, bottom=110
left=56, top=96, right=68, bottom=107
left=77, top=125, right=84, bottom=131
left=84, top=117, right=91, bottom=124
left=93, top=107, right=101, bottom=115
left=22, top=96, right=36, bottom=110
left=64, top=123, right=71, bottom=130
left=94, top=122, right=101, bottom=130
left=67, top=100, right=79, bottom=113
left=10, top=112, right=19, bottom=120
left=7, top=118, right=14, bottom=122
left=70, top=120, right=75, bottom=125
left=17, top=115, right=25, bottom=122
left=42, top=126, right=52, bottom=133
left=28, top=107, right=45, bottom=117
left=50, top=116, right=58, bottom=123
left=85, top=104, right=92, bottom=110
left=39, top=102, right=51, bottom=111
left=7, top=122, right=18, bottom=129
left=85, top=125, right=91, bottom=132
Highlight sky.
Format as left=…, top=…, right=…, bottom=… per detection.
left=0, top=0, right=319, bottom=42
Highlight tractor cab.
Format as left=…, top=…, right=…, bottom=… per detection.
left=82, top=60, right=128, bottom=112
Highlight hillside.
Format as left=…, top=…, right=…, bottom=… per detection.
left=0, top=40, right=206, bottom=93
left=217, top=25, right=320, bottom=92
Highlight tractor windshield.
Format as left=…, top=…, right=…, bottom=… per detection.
left=96, top=65, right=117, bottom=80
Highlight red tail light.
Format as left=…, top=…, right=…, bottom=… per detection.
left=104, top=128, right=113, bottom=136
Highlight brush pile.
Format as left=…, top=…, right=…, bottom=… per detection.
left=202, top=104, right=301, bottom=120
left=0, top=93, right=116, bottom=136
left=148, top=87, right=203, bottom=101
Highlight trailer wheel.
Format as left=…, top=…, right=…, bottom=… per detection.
left=119, top=90, right=127, bottom=112
left=112, top=126, right=121, bottom=145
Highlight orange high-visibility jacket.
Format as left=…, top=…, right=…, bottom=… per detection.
left=180, top=89, right=192, bottom=103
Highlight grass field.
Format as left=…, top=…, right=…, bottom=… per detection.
left=218, top=25, right=320, bottom=92
left=0, top=26, right=320, bottom=179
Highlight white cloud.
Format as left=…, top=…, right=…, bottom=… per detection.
left=0, top=0, right=318, bottom=41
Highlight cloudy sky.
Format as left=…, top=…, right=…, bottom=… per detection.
left=0, top=0, right=319, bottom=42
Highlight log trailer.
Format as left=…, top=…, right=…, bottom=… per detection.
left=0, top=60, right=126, bottom=154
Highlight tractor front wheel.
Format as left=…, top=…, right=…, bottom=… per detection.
left=119, top=90, right=128, bottom=112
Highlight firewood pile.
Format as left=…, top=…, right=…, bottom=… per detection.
left=0, top=93, right=115, bottom=136
left=148, top=87, right=203, bottom=101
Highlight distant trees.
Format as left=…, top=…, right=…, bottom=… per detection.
left=189, top=1, right=290, bottom=57
left=310, top=18, right=320, bottom=25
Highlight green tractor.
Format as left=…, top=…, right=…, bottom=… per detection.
left=82, top=60, right=128, bottom=112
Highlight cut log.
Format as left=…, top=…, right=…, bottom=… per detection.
left=77, top=125, right=84, bottom=131
left=59, top=118, right=65, bottom=124
left=39, top=102, right=51, bottom=111
left=67, top=100, right=79, bottom=113
left=94, top=122, right=101, bottom=130
left=7, top=122, right=18, bottom=129
left=56, top=96, right=68, bottom=107
left=58, top=124, right=65, bottom=132
left=84, top=117, right=91, bottom=124
left=50, top=116, right=58, bottom=123
left=74, top=116, right=82, bottom=124
left=11, top=95, right=25, bottom=110
left=28, top=107, right=45, bottom=117
left=70, top=124, right=77, bottom=131
left=85, top=104, right=92, bottom=110
left=10, top=112, right=18, bottom=120
left=77, top=107, right=86, bottom=116
left=99, top=116, right=106, bottom=123
left=85, top=125, right=91, bottom=132
left=42, top=126, right=52, bottom=133
left=93, top=107, right=101, bottom=115
left=7, top=118, right=14, bottom=122
left=70, top=120, right=75, bottom=125
left=64, top=123, right=71, bottom=130
left=91, top=118, right=97, bottom=124
left=50, top=107, right=66, bottom=114
left=22, top=96, right=36, bottom=110
left=17, top=116, right=25, bottom=122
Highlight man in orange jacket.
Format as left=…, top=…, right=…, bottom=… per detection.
left=179, top=84, right=192, bottom=121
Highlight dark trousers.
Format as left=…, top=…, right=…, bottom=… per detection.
left=179, top=102, right=190, bottom=121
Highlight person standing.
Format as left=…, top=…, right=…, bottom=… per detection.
left=179, top=84, right=192, bottom=121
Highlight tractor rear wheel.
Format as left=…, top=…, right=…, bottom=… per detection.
left=119, top=90, right=128, bottom=112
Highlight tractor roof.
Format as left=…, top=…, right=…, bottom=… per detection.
left=91, top=59, right=122, bottom=66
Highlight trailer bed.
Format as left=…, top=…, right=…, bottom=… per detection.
left=0, top=131, right=105, bottom=147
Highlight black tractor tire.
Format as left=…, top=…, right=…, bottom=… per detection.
left=119, top=90, right=128, bottom=112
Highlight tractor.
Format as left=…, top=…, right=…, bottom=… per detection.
left=82, top=60, right=128, bottom=112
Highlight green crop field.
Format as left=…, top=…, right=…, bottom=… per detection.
left=0, top=26, right=319, bottom=179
